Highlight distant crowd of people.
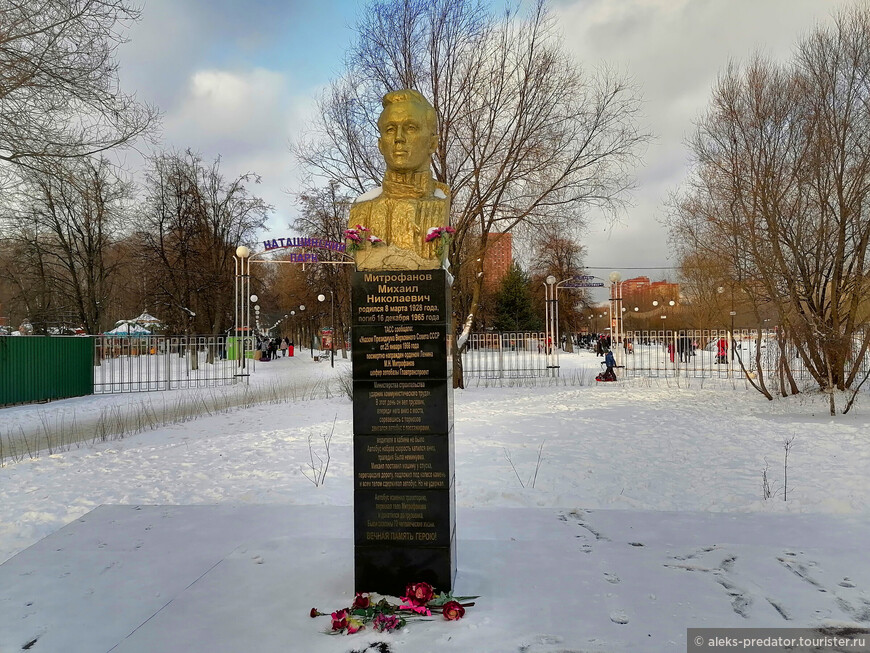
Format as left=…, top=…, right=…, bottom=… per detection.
left=256, top=336, right=293, bottom=361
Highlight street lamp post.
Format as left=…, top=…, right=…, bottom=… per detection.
left=233, top=246, right=252, bottom=375
left=298, top=304, right=306, bottom=353
left=543, top=275, right=558, bottom=372
left=318, top=291, right=335, bottom=368
left=609, top=271, right=622, bottom=366
left=251, top=294, right=260, bottom=365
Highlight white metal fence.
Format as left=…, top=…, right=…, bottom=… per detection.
left=615, top=329, right=869, bottom=382
left=461, top=328, right=869, bottom=384
left=93, top=335, right=241, bottom=393
left=461, top=332, right=552, bottom=379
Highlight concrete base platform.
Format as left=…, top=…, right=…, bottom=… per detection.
left=1, top=505, right=868, bottom=653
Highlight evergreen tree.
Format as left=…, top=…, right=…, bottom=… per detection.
left=493, top=263, right=542, bottom=332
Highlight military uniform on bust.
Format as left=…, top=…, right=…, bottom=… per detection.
left=349, top=89, right=451, bottom=271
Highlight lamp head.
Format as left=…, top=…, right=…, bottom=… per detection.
left=318, top=294, right=326, bottom=302
left=546, top=275, right=556, bottom=285
left=609, top=271, right=622, bottom=283
left=250, top=294, right=258, bottom=303
left=235, top=245, right=250, bottom=258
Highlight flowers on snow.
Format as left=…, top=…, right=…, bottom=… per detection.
left=351, top=592, right=370, bottom=610
left=346, top=617, right=365, bottom=634
left=442, top=600, right=466, bottom=621
left=310, top=582, right=476, bottom=636
left=373, top=613, right=401, bottom=633
left=402, top=581, right=435, bottom=606
left=330, top=609, right=348, bottom=632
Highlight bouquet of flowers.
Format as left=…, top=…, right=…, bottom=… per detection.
left=344, top=225, right=384, bottom=253
left=424, top=225, right=456, bottom=260
left=310, top=581, right=476, bottom=635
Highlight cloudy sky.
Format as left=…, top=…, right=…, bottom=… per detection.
left=116, top=0, right=855, bottom=290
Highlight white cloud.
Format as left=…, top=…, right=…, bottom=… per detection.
left=168, top=68, right=288, bottom=148
left=155, top=67, right=325, bottom=235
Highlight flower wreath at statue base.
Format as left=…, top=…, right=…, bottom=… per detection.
left=311, top=581, right=477, bottom=635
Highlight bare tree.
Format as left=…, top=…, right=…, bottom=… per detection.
left=0, top=0, right=158, bottom=179
left=294, top=0, right=647, bottom=387
left=290, top=184, right=354, bottom=356
left=531, top=223, right=587, bottom=350
left=677, top=251, right=735, bottom=329
left=0, top=156, right=131, bottom=333
left=136, top=150, right=269, bottom=334
left=670, top=4, right=870, bottom=411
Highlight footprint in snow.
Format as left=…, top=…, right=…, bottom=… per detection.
left=609, top=610, right=629, bottom=624
left=518, top=634, right=585, bottom=652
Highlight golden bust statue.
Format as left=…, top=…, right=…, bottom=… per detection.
left=349, top=89, right=451, bottom=270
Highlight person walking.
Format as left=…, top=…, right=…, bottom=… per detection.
left=280, top=337, right=288, bottom=357
left=677, top=333, right=691, bottom=363
left=716, top=337, right=728, bottom=364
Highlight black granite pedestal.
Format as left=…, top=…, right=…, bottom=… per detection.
left=351, top=269, right=455, bottom=596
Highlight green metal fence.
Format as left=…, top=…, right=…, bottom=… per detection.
left=0, top=336, right=93, bottom=406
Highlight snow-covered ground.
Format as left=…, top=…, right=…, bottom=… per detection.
left=1, top=350, right=868, bottom=652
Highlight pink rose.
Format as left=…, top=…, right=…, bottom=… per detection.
left=442, top=601, right=465, bottom=621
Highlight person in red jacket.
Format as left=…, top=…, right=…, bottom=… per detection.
left=716, top=337, right=728, bottom=364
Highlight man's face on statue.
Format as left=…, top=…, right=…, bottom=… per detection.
left=378, top=101, right=436, bottom=174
